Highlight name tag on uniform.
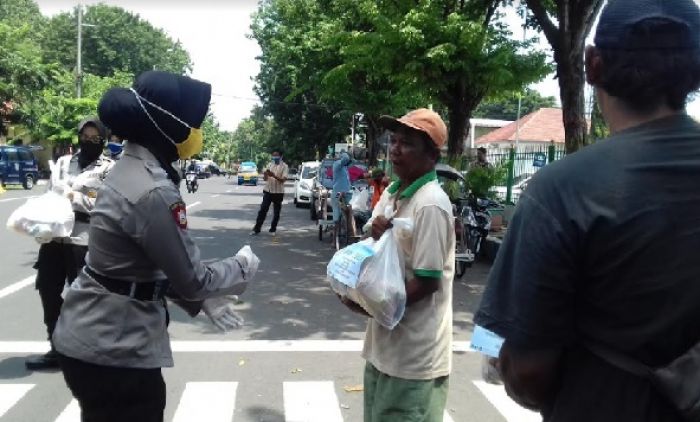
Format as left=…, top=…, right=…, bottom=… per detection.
left=470, top=325, right=505, bottom=358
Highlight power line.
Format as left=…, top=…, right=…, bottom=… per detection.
left=210, top=92, right=342, bottom=111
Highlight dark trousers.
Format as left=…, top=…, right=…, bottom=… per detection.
left=58, top=354, right=166, bottom=422
left=34, top=242, right=88, bottom=342
left=254, top=191, right=284, bottom=233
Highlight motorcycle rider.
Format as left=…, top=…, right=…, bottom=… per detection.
left=185, top=160, right=199, bottom=191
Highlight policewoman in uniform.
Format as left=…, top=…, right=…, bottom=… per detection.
left=52, top=71, right=260, bottom=422
left=26, top=118, right=114, bottom=371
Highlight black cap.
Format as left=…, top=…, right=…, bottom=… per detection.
left=594, top=0, right=700, bottom=50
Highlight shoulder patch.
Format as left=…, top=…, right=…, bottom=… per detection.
left=170, top=201, right=188, bottom=229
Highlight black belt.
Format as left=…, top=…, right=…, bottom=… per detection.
left=74, top=211, right=90, bottom=223
left=84, top=267, right=169, bottom=301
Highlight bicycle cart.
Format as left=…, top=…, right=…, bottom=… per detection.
left=436, top=164, right=475, bottom=278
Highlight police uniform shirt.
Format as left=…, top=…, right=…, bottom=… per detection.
left=53, top=142, right=249, bottom=368
left=49, top=154, right=114, bottom=246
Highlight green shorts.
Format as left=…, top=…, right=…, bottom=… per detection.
left=364, top=362, right=449, bottom=422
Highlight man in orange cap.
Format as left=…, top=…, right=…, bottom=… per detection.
left=340, top=108, right=455, bottom=422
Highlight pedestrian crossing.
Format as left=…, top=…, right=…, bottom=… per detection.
left=0, top=379, right=538, bottom=422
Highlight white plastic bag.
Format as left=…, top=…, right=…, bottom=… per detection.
left=350, top=189, right=370, bottom=212
left=328, top=218, right=413, bottom=330
left=6, top=191, right=75, bottom=241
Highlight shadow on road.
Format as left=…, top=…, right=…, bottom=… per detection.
left=168, top=177, right=491, bottom=342
left=0, top=356, right=38, bottom=380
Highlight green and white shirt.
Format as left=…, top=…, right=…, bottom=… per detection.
left=362, top=170, right=456, bottom=380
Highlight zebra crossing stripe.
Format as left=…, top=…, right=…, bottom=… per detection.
left=0, top=340, right=473, bottom=353
left=54, top=399, right=80, bottom=422
left=172, top=382, right=238, bottom=422
left=472, top=380, right=541, bottom=422
left=0, top=384, right=33, bottom=418
left=283, top=381, right=344, bottom=422
left=0, top=276, right=34, bottom=300
left=443, top=411, right=455, bottom=422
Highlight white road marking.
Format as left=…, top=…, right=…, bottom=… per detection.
left=173, top=382, right=237, bottom=422
left=284, top=381, right=343, bottom=422
left=0, top=340, right=473, bottom=353
left=54, top=399, right=80, bottom=422
left=473, top=380, right=541, bottom=422
left=225, top=189, right=233, bottom=193
left=0, top=276, right=34, bottom=300
left=0, top=384, right=33, bottom=417
left=186, top=201, right=201, bottom=210
left=0, top=195, right=39, bottom=203
left=443, top=411, right=455, bottom=422
left=211, top=194, right=220, bottom=198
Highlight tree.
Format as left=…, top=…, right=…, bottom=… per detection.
left=41, top=4, right=191, bottom=78
left=474, top=88, right=557, bottom=120
left=251, top=0, right=352, bottom=163
left=252, top=0, right=550, bottom=160
left=0, top=0, right=44, bottom=29
left=316, top=0, right=550, bottom=157
left=0, top=22, right=51, bottom=135
left=521, top=0, right=604, bottom=153
left=19, top=69, right=134, bottom=146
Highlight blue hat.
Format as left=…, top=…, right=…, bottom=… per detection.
left=594, top=0, right=700, bottom=50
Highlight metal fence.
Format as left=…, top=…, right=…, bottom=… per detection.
left=379, top=144, right=567, bottom=204
left=484, top=144, right=566, bottom=204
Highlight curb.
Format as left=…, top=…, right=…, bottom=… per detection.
left=483, top=236, right=502, bottom=263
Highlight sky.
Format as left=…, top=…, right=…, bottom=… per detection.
left=36, top=1, right=700, bottom=131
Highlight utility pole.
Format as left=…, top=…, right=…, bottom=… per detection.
left=76, top=4, right=96, bottom=98
left=76, top=4, right=83, bottom=98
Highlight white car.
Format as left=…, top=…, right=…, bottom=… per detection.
left=294, top=161, right=320, bottom=207
left=492, top=173, right=533, bottom=202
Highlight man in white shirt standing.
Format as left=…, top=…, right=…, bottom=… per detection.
left=252, top=150, right=288, bottom=236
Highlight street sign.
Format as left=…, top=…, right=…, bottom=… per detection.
left=533, top=152, right=547, bottom=168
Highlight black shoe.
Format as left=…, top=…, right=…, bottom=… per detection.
left=250, top=230, right=260, bottom=236
left=25, top=350, right=60, bottom=371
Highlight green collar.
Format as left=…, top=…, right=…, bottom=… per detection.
left=387, top=170, right=437, bottom=199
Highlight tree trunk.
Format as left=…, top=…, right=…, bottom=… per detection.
left=555, top=45, right=588, bottom=154
left=365, top=115, right=380, bottom=166
left=447, top=97, right=469, bottom=158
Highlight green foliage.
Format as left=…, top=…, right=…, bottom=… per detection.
left=20, top=69, right=135, bottom=145
left=252, top=0, right=552, bottom=161
left=475, top=88, right=557, bottom=120
left=251, top=0, right=352, bottom=164
left=466, top=163, right=508, bottom=198
left=0, top=23, right=49, bottom=101
left=41, top=4, right=191, bottom=77
left=589, top=96, right=609, bottom=141
left=0, top=0, right=44, bottom=29
left=0, top=0, right=193, bottom=146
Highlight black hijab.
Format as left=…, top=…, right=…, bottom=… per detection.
left=98, top=71, right=211, bottom=183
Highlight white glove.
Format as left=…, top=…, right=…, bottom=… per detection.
left=235, top=245, right=260, bottom=280
left=202, top=296, right=244, bottom=331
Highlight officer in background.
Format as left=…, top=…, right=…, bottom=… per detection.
left=52, top=71, right=260, bottom=422
left=25, top=118, right=114, bottom=371
left=105, top=132, right=124, bottom=160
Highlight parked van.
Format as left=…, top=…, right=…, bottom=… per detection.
left=0, top=146, right=39, bottom=190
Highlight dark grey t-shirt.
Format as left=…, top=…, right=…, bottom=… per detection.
left=475, top=115, right=700, bottom=422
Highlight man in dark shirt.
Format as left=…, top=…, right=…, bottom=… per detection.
left=474, top=1, right=700, bottom=421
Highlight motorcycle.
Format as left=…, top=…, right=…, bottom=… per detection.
left=185, top=171, right=198, bottom=193
left=465, top=196, right=499, bottom=258
left=436, top=164, right=475, bottom=278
